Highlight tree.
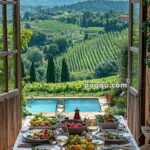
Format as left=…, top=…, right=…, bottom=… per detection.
left=56, top=38, right=69, bottom=53
left=95, top=60, right=119, bottom=78
left=61, top=59, right=70, bottom=82
left=44, top=44, right=59, bottom=58
left=81, top=11, right=91, bottom=27
left=21, top=29, right=33, bottom=52
left=29, top=32, right=46, bottom=46
left=21, top=59, right=26, bottom=78
left=23, top=11, right=32, bottom=21
left=46, top=55, right=55, bottom=83
left=27, top=47, right=44, bottom=64
left=84, top=33, right=89, bottom=40
left=115, top=36, right=128, bottom=83
left=29, top=62, right=36, bottom=83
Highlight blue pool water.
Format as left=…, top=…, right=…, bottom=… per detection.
left=26, top=99, right=57, bottom=112
left=65, top=98, right=101, bottom=112
left=26, top=98, right=101, bottom=113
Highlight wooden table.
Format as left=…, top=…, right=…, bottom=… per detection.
left=13, top=116, right=140, bottom=150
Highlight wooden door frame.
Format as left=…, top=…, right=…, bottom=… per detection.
left=128, top=0, right=147, bottom=137
left=0, top=0, right=21, bottom=124
left=0, top=0, right=21, bottom=88
left=139, top=0, right=147, bottom=126
left=0, top=0, right=21, bottom=149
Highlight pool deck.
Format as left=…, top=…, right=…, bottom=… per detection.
left=26, top=96, right=108, bottom=117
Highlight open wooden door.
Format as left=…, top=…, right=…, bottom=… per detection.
left=128, top=0, right=147, bottom=141
left=0, top=0, right=21, bottom=150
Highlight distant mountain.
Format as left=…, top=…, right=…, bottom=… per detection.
left=52, top=0, right=129, bottom=13
left=21, top=0, right=86, bottom=7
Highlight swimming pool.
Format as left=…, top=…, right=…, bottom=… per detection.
left=26, top=98, right=101, bottom=113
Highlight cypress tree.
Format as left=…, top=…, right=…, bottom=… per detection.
left=29, top=62, right=36, bottom=83
left=61, top=58, right=70, bottom=82
left=21, top=59, right=26, bottom=78
left=84, top=33, right=89, bottom=40
left=46, top=55, right=55, bottom=83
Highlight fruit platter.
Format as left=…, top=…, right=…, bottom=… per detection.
left=65, top=135, right=95, bottom=150
left=64, top=122, right=87, bottom=134
left=23, top=129, right=55, bottom=142
left=29, top=113, right=57, bottom=128
left=96, top=114, right=119, bottom=129
left=96, top=132, right=130, bottom=143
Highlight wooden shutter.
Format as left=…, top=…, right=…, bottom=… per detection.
left=128, top=0, right=147, bottom=140
left=0, top=0, right=21, bottom=149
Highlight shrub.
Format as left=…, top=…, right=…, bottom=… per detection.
left=26, top=75, right=118, bottom=96
left=105, top=106, right=127, bottom=116
left=95, top=60, right=119, bottom=78
left=22, top=80, right=31, bottom=118
left=110, top=97, right=127, bottom=108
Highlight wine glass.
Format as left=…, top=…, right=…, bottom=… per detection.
left=56, top=99, right=65, bottom=123
left=87, top=120, right=99, bottom=137
left=92, top=140, right=104, bottom=150
left=55, top=124, right=69, bottom=148
left=87, top=126, right=99, bottom=135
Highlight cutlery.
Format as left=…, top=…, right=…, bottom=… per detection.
left=21, top=127, right=32, bottom=133
left=18, top=143, right=51, bottom=148
left=110, top=143, right=133, bottom=148
left=111, top=147, right=135, bottom=150
left=18, top=143, right=39, bottom=148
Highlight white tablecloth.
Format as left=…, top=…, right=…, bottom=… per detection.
left=13, top=116, right=140, bottom=150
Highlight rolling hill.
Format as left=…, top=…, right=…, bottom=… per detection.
left=56, top=30, right=128, bottom=73
left=52, top=0, right=129, bottom=13
left=21, top=0, right=86, bottom=7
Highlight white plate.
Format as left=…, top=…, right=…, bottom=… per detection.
left=95, top=132, right=130, bottom=143
left=23, top=129, right=51, bottom=142
left=102, top=138, right=129, bottom=143
left=97, top=121, right=120, bottom=129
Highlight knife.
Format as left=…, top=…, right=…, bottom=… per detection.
left=18, top=143, right=40, bottom=148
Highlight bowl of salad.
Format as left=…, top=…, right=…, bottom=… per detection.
left=29, top=113, right=57, bottom=128
left=96, top=114, right=119, bottom=129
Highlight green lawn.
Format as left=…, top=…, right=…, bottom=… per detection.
left=25, top=20, right=81, bottom=34
left=84, top=27, right=104, bottom=33
left=23, top=20, right=104, bottom=34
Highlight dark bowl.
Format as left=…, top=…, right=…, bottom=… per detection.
left=62, top=119, right=87, bottom=134
left=67, top=126, right=87, bottom=134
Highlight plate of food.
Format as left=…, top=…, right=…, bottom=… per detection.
left=96, top=132, right=130, bottom=143
left=23, top=129, right=55, bottom=142
left=65, top=135, right=95, bottom=150
left=63, top=121, right=87, bottom=134
left=96, top=114, right=119, bottom=129
left=29, top=113, right=57, bottom=128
